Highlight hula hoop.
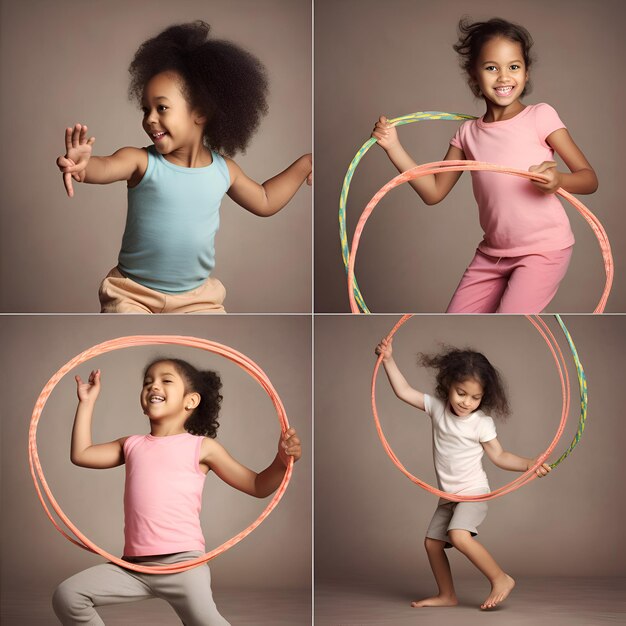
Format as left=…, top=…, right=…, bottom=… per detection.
left=340, top=111, right=476, bottom=312
left=29, top=335, right=294, bottom=574
left=340, top=112, right=613, bottom=314
left=372, top=315, right=587, bottom=502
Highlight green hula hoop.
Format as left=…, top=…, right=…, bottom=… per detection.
left=552, top=314, right=587, bottom=468
left=339, top=111, right=477, bottom=313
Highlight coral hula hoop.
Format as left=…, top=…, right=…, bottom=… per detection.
left=372, top=315, right=587, bottom=502
left=29, top=335, right=294, bottom=574
left=339, top=112, right=613, bottom=313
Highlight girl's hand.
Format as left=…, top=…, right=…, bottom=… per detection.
left=56, top=123, right=96, bottom=198
left=375, top=337, right=393, bottom=361
left=304, top=153, right=312, bottom=186
left=529, top=161, right=562, bottom=194
left=75, top=369, right=101, bottom=403
left=528, top=458, right=552, bottom=477
left=278, top=427, right=301, bottom=466
left=371, top=116, right=400, bottom=152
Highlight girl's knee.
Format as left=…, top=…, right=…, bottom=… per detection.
left=447, top=529, right=472, bottom=549
left=52, top=579, right=98, bottom=623
left=424, top=537, right=446, bottom=552
left=52, top=580, right=82, bottom=618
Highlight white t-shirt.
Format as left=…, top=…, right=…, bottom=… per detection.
left=424, top=394, right=497, bottom=496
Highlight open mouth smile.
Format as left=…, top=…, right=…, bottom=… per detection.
left=494, top=85, right=514, bottom=97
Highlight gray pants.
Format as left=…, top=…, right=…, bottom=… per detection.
left=52, top=551, right=230, bottom=625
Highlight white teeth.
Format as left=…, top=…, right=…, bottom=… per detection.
left=496, top=86, right=513, bottom=93
left=150, top=396, right=164, bottom=403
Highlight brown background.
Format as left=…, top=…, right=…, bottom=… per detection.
left=315, top=315, right=625, bottom=584
left=314, top=0, right=625, bottom=313
left=0, top=0, right=311, bottom=313
left=0, top=315, right=311, bottom=616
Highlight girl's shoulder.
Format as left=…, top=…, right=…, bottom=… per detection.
left=526, top=102, right=561, bottom=117
left=199, top=435, right=222, bottom=454
left=424, top=393, right=444, bottom=416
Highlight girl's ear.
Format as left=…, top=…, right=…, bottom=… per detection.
left=194, top=111, right=208, bottom=126
left=185, top=392, right=201, bottom=411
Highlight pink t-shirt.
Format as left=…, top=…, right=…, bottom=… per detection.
left=450, top=103, right=575, bottom=256
left=123, top=433, right=206, bottom=556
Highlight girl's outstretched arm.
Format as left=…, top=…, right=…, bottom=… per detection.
left=224, top=154, right=312, bottom=217
left=372, top=116, right=465, bottom=205
left=56, top=123, right=146, bottom=197
left=375, top=338, right=425, bottom=410
left=482, top=438, right=551, bottom=477
left=70, top=369, right=127, bottom=469
left=200, top=428, right=301, bottom=498
left=529, top=128, right=598, bottom=195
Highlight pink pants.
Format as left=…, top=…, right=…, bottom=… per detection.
left=446, top=246, right=573, bottom=314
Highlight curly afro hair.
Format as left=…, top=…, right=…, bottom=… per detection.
left=418, top=346, right=510, bottom=419
left=453, top=17, right=534, bottom=98
left=144, top=358, right=223, bottom=438
left=128, top=20, right=269, bottom=156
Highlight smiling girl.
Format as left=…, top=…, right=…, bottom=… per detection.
left=372, top=17, right=597, bottom=313
left=56, top=21, right=311, bottom=313
left=52, top=359, right=301, bottom=625
left=374, top=338, right=550, bottom=610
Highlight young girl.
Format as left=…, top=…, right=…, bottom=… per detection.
left=55, top=21, right=312, bottom=313
left=52, top=359, right=301, bottom=625
left=372, top=17, right=597, bottom=313
left=374, top=337, right=550, bottom=610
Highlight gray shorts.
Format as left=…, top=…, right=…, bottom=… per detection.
left=425, top=500, right=488, bottom=549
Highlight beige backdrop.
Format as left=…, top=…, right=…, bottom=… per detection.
left=0, top=315, right=311, bottom=618
left=0, top=0, right=311, bottom=313
left=315, top=315, right=625, bottom=585
left=314, top=0, right=625, bottom=313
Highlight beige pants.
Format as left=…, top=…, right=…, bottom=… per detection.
left=98, top=267, right=227, bottom=314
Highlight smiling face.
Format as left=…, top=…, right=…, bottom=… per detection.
left=140, top=361, right=199, bottom=422
left=448, top=377, right=485, bottom=418
left=141, top=71, right=206, bottom=154
left=473, top=37, right=529, bottom=109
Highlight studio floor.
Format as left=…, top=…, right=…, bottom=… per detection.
left=315, top=578, right=626, bottom=625
left=2, top=588, right=311, bottom=625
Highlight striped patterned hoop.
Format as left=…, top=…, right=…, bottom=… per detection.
left=340, top=112, right=613, bottom=313
left=372, top=315, right=587, bottom=502
left=29, top=336, right=293, bottom=574
left=340, top=112, right=475, bottom=313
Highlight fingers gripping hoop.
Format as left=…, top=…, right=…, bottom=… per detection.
left=372, top=315, right=587, bottom=502
left=340, top=112, right=613, bottom=313
left=29, top=336, right=294, bottom=574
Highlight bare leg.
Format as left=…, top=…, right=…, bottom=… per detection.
left=448, top=529, right=515, bottom=609
left=411, top=538, right=459, bottom=608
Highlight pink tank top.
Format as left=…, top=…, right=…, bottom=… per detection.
left=123, top=433, right=206, bottom=556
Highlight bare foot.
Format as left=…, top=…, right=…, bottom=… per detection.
left=480, top=573, right=515, bottom=610
left=411, top=595, right=458, bottom=608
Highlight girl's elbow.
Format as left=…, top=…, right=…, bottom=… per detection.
left=70, top=454, right=86, bottom=467
left=422, top=193, right=444, bottom=206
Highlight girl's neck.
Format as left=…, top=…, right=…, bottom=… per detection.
left=162, top=143, right=213, bottom=169
left=149, top=418, right=187, bottom=438
left=482, top=99, right=526, bottom=123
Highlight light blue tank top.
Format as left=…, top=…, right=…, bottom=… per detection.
left=118, top=146, right=230, bottom=294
